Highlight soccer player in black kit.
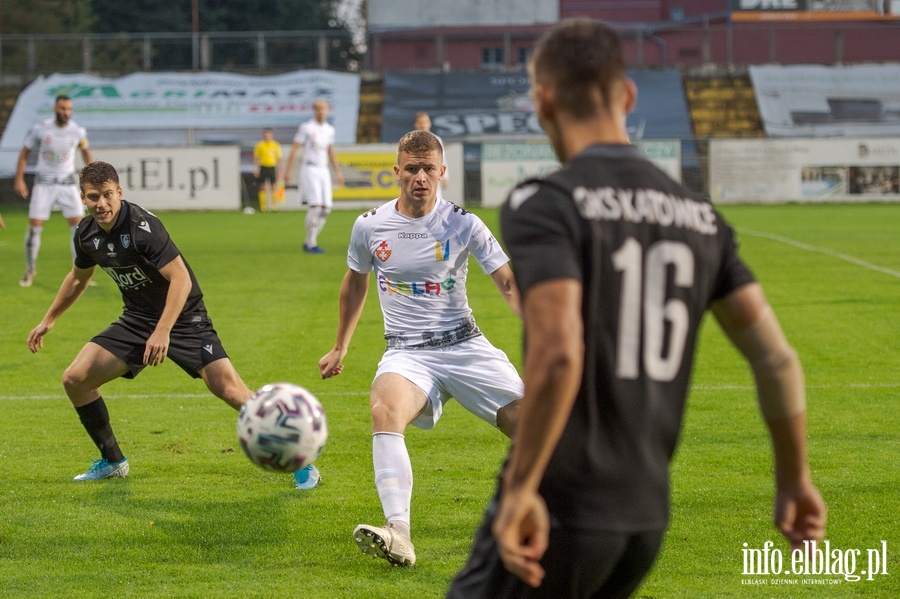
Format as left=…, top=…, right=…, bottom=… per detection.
left=27, top=161, right=255, bottom=481
left=448, top=20, right=827, bottom=598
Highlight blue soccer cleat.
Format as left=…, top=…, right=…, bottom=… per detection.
left=294, top=464, right=321, bottom=489
left=73, top=457, right=129, bottom=481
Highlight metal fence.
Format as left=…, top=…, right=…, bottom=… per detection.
left=0, top=30, right=357, bottom=85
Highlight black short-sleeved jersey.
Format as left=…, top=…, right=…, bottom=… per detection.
left=74, top=200, right=207, bottom=321
left=501, top=144, right=755, bottom=532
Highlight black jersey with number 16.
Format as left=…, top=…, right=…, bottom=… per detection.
left=500, top=143, right=756, bottom=532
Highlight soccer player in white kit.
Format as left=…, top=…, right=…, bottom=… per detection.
left=14, top=94, right=93, bottom=287
left=318, top=130, right=523, bottom=567
left=284, top=98, right=344, bottom=254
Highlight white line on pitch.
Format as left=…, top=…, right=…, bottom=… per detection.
left=736, top=227, right=900, bottom=279
left=2, top=384, right=898, bottom=401
left=0, top=390, right=372, bottom=400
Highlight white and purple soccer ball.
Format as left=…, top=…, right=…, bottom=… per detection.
left=237, top=383, right=328, bottom=473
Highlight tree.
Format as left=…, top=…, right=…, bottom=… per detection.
left=0, top=0, right=94, bottom=76
left=89, top=0, right=361, bottom=71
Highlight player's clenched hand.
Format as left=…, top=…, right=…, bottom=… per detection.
left=318, top=349, right=345, bottom=379
left=492, top=488, right=549, bottom=588
left=27, top=323, right=52, bottom=353
left=144, top=330, right=171, bottom=366
left=14, top=179, right=29, bottom=199
left=775, top=482, right=827, bottom=551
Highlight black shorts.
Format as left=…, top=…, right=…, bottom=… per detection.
left=91, top=312, right=229, bottom=380
left=447, top=499, right=665, bottom=599
left=257, top=166, right=277, bottom=184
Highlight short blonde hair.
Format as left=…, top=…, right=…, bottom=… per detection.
left=397, top=130, right=443, bottom=162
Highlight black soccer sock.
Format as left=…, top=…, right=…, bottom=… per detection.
left=75, top=398, right=125, bottom=463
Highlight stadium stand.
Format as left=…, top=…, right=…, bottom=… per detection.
left=683, top=66, right=764, bottom=139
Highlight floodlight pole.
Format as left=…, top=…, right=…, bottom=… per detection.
left=192, top=0, right=200, bottom=71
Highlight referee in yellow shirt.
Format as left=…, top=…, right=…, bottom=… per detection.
left=253, top=128, right=283, bottom=212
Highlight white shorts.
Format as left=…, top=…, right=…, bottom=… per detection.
left=29, top=183, right=84, bottom=221
left=299, top=165, right=333, bottom=208
left=375, top=335, right=523, bottom=430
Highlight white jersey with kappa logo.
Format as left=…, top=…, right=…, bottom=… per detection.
left=24, top=118, right=89, bottom=181
left=293, top=119, right=335, bottom=167
left=348, top=198, right=509, bottom=337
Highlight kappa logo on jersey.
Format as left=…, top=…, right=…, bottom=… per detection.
left=375, top=241, right=392, bottom=262
left=435, top=239, right=450, bottom=261
left=138, top=220, right=152, bottom=233
left=203, top=344, right=213, bottom=354
left=120, top=234, right=131, bottom=249
left=92, top=238, right=101, bottom=249
left=101, top=265, right=151, bottom=290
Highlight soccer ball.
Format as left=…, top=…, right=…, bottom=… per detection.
left=237, top=383, right=328, bottom=473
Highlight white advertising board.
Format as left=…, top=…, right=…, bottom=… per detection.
left=710, top=138, right=900, bottom=204
left=480, top=141, right=682, bottom=207
left=0, top=70, right=360, bottom=177
left=92, top=146, right=241, bottom=210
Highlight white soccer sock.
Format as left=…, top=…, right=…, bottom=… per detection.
left=69, top=224, right=79, bottom=262
left=313, top=208, right=328, bottom=242
left=24, top=225, right=43, bottom=273
left=373, top=431, right=413, bottom=530
left=304, top=208, right=318, bottom=247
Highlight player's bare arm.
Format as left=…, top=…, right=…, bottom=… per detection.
left=284, top=141, right=301, bottom=184
left=328, top=145, right=344, bottom=187
left=144, top=256, right=192, bottom=367
left=14, top=146, right=31, bottom=199
left=494, top=277, right=583, bottom=586
left=81, top=146, right=93, bottom=166
left=488, top=263, right=522, bottom=319
left=27, top=265, right=96, bottom=353
left=319, top=268, right=369, bottom=379
left=712, top=282, right=827, bottom=549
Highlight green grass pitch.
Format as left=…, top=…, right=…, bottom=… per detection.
left=0, top=202, right=897, bottom=597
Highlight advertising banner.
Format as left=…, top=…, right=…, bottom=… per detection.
left=733, top=0, right=900, bottom=20
left=0, top=70, right=360, bottom=177
left=328, top=142, right=463, bottom=204
left=710, top=137, right=900, bottom=203
left=381, top=70, right=693, bottom=145
left=480, top=141, right=682, bottom=207
left=92, top=146, right=241, bottom=210
left=749, top=65, right=900, bottom=137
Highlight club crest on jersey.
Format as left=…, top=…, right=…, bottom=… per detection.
left=375, top=240, right=392, bottom=262
left=120, top=234, right=131, bottom=249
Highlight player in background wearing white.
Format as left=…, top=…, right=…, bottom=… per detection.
left=14, top=94, right=93, bottom=287
left=413, top=111, right=449, bottom=195
left=318, top=130, right=523, bottom=567
left=284, top=98, right=344, bottom=254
